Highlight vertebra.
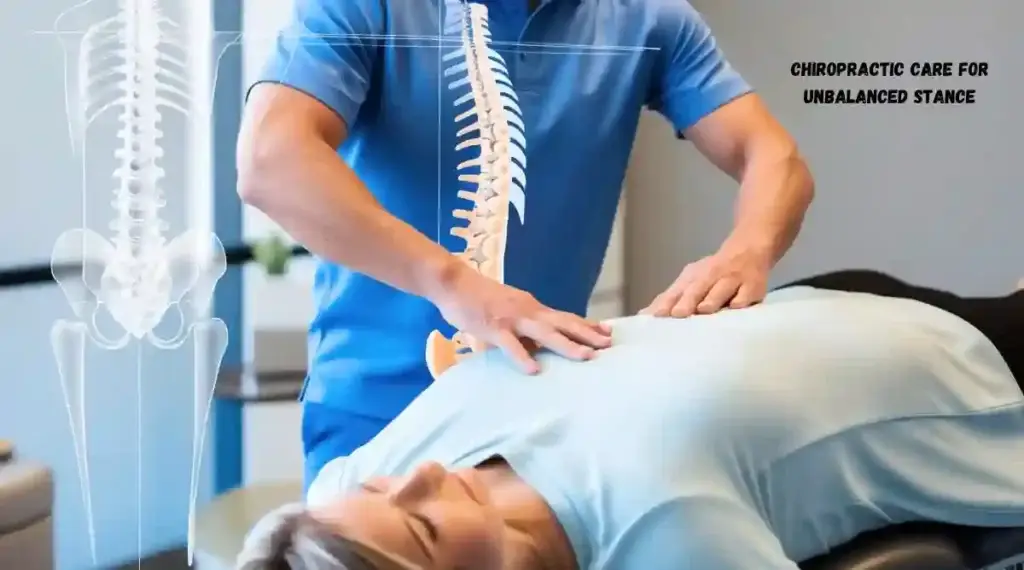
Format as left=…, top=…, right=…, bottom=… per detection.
left=426, top=1, right=528, bottom=379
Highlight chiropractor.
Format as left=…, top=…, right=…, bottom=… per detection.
left=236, top=0, right=815, bottom=489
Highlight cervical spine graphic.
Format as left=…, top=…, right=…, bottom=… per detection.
left=426, top=1, right=528, bottom=379
left=50, top=0, right=226, bottom=564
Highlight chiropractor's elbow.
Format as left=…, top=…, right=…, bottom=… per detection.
left=235, top=112, right=302, bottom=211
left=235, top=83, right=342, bottom=211
left=762, top=138, right=815, bottom=207
left=236, top=133, right=283, bottom=210
left=791, top=148, right=816, bottom=208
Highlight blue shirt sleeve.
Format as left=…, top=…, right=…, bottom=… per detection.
left=248, top=0, right=384, bottom=126
left=647, top=3, right=752, bottom=133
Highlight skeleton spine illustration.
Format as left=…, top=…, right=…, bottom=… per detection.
left=54, top=0, right=217, bottom=342
left=426, top=1, right=528, bottom=379
left=49, top=0, right=228, bottom=565
left=110, top=0, right=168, bottom=289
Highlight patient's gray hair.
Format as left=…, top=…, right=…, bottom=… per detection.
left=235, top=503, right=418, bottom=570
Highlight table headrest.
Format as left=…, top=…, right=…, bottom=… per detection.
left=801, top=522, right=1024, bottom=570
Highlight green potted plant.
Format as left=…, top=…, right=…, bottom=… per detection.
left=252, top=232, right=291, bottom=277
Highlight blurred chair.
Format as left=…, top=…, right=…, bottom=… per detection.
left=0, top=440, right=54, bottom=570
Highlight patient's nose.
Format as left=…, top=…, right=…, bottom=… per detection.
left=392, top=462, right=447, bottom=502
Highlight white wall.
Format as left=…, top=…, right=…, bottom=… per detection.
left=1, top=1, right=214, bottom=567
left=239, top=1, right=626, bottom=483
left=626, top=0, right=1024, bottom=310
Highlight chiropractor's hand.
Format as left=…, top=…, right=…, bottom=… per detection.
left=640, top=244, right=771, bottom=318
left=431, top=266, right=612, bottom=374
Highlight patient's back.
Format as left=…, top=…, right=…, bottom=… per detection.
left=308, top=288, right=1024, bottom=569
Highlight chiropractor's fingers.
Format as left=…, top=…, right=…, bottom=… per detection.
left=518, top=318, right=597, bottom=362
left=554, top=313, right=613, bottom=337
left=729, top=282, right=761, bottom=309
left=547, top=311, right=613, bottom=348
left=641, top=275, right=693, bottom=316
left=697, top=277, right=740, bottom=314
left=641, top=263, right=701, bottom=316
left=671, top=277, right=714, bottom=318
left=493, top=329, right=540, bottom=374
left=638, top=291, right=676, bottom=316
left=594, top=320, right=614, bottom=335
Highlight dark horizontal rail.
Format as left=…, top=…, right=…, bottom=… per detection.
left=0, top=245, right=311, bottom=288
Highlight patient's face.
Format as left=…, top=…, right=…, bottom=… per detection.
left=314, top=461, right=505, bottom=569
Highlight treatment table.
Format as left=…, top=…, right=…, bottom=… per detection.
left=802, top=523, right=1024, bottom=569
left=0, top=440, right=54, bottom=570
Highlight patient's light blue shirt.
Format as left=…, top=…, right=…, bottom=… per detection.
left=308, top=288, right=1024, bottom=569
left=252, top=0, right=751, bottom=420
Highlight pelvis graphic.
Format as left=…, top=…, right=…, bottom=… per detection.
left=51, top=227, right=225, bottom=347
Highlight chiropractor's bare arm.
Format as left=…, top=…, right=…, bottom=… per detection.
left=642, top=94, right=814, bottom=317
left=236, top=83, right=610, bottom=372
left=684, top=93, right=814, bottom=263
left=237, top=83, right=460, bottom=300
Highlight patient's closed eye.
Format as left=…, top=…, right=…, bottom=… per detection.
left=410, top=512, right=439, bottom=542
left=360, top=481, right=383, bottom=495
left=361, top=482, right=438, bottom=556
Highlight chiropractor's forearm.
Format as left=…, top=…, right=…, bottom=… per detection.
left=724, top=145, right=814, bottom=263
left=237, top=136, right=461, bottom=301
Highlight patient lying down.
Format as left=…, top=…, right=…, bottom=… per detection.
left=237, top=271, right=1024, bottom=570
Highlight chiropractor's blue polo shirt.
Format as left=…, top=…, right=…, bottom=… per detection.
left=251, top=0, right=751, bottom=472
